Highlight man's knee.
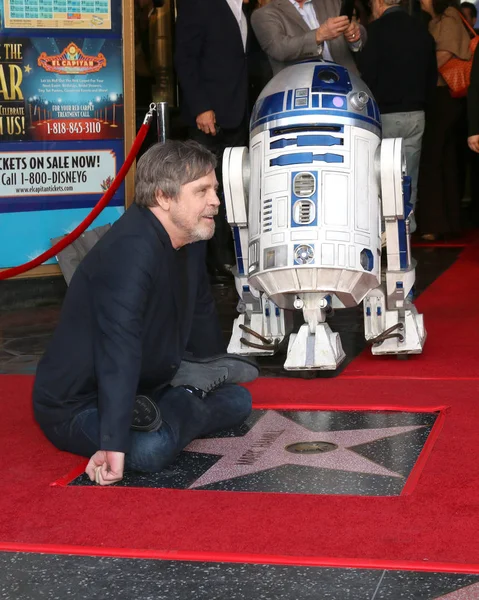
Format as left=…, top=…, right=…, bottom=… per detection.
left=127, top=424, right=179, bottom=473
left=223, top=384, right=253, bottom=420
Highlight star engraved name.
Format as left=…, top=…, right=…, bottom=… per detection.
left=235, top=429, right=285, bottom=465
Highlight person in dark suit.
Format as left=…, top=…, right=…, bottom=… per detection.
left=174, top=0, right=250, bottom=276
left=358, top=0, right=437, bottom=233
left=33, top=141, right=258, bottom=486
left=246, top=0, right=274, bottom=108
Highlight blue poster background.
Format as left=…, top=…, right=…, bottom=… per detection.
left=0, top=1, right=126, bottom=269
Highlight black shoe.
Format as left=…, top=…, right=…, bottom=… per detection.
left=170, top=353, right=260, bottom=394
left=131, top=394, right=162, bottom=432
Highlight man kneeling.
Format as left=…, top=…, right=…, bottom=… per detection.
left=33, top=140, right=258, bottom=485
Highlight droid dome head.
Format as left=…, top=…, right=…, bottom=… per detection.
left=250, top=60, right=381, bottom=137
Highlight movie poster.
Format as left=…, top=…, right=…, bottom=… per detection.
left=0, top=4, right=127, bottom=267
left=0, top=37, right=124, bottom=142
left=0, top=143, right=121, bottom=207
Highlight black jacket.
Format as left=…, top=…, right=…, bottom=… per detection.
left=33, top=205, right=225, bottom=453
left=359, top=8, right=437, bottom=114
left=468, top=45, right=479, bottom=136
left=174, top=0, right=249, bottom=128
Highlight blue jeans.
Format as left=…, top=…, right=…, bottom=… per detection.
left=42, top=384, right=252, bottom=473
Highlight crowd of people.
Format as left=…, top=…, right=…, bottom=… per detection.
left=172, top=0, right=479, bottom=250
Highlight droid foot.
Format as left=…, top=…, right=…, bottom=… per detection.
left=284, top=323, right=346, bottom=370
left=370, top=307, right=426, bottom=355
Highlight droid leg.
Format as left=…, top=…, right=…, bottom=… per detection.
left=284, top=294, right=346, bottom=370
left=363, top=138, right=426, bottom=355
left=223, top=147, right=291, bottom=356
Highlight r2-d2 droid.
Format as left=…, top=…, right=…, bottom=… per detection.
left=223, top=61, right=426, bottom=370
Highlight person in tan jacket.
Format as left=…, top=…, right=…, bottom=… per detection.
left=251, top=0, right=366, bottom=76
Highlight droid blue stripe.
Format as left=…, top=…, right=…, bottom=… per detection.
left=312, top=94, right=320, bottom=108
left=237, top=257, right=245, bottom=274
left=232, top=226, right=245, bottom=275
left=252, top=109, right=381, bottom=131
left=403, top=175, right=413, bottom=218
left=270, top=138, right=295, bottom=149
left=286, top=90, right=293, bottom=110
left=297, top=135, right=343, bottom=147
left=253, top=91, right=285, bottom=121
left=271, top=152, right=344, bottom=166
left=270, top=135, right=343, bottom=149
left=397, top=220, right=408, bottom=269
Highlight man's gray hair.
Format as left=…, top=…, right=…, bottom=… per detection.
left=134, top=140, right=217, bottom=208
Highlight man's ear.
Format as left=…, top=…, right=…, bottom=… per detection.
left=155, top=189, right=172, bottom=211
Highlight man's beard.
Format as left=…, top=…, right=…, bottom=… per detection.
left=171, top=211, right=217, bottom=243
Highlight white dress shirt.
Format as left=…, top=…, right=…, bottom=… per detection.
left=226, top=0, right=248, bottom=51
left=288, top=0, right=334, bottom=61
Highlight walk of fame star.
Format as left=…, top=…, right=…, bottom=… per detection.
left=184, top=411, right=426, bottom=489
left=438, top=582, right=479, bottom=598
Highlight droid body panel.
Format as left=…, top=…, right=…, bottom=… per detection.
left=223, top=61, right=426, bottom=370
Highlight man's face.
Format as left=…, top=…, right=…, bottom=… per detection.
left=461, top=6, right=476, bottom=26
left=169, top=170, right=220, bottom=244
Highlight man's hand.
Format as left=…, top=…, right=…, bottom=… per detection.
left=344, top=21, right=361, bottom=44
left=316, top=16, right=350, bottom=44
left=85, top=450, right=125, bottom=486
left=468, top=135, right=479, bottom=153
left=196, top=110, right=217, bottom=136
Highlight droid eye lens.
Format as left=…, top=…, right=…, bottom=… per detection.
left=317, top=70, right=340, bottom=84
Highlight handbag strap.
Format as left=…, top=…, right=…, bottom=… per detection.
left=457, top=9, right=478, bottom=39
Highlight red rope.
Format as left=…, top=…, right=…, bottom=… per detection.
left=0, top=119, right=152, bottom=281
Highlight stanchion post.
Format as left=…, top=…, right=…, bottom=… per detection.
left=156, top=102, right=169, bottom=144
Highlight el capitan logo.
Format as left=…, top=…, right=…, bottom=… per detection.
left=37, top=43, right=106, bottom=75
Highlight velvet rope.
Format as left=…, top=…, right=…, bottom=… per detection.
left=0, top=115, right=153, bottom=281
